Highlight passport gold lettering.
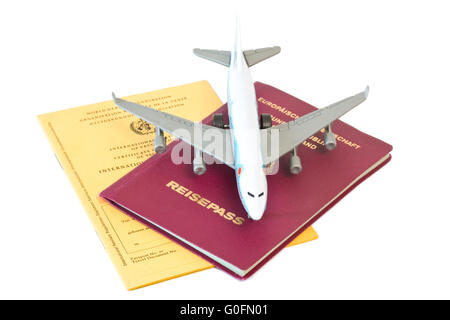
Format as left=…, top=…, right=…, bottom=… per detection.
left=166, top=180, right=246, bottom=225
left=198, top=198, right=210, bottom=207
left=206, top=203, right=220, bottom=210
left=336, top=135, right=361, bottom=149
left=189, top=193, right=202, bottom=202
left=167, top=180, right=179, bottom=190
left=224, top=212, right=236, bottom=221
left=302, top=140, right=317, bottom=150
left=176, top=185, right=188, bottom=195
left=258, top=96, right=299, bottom=120
left=215, top=207, right=225, bottom=216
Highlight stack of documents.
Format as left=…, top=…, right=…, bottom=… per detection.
left=38, top=81, right=318, bottom=290
left=100, top=82, right=392, bottom=279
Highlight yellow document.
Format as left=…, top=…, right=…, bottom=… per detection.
left=38, top=81, right=318, bottom=290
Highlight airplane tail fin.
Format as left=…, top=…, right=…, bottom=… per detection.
left=234, top=16, right=242, bottom=54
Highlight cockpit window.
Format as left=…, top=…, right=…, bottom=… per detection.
left=258, top=192, right=264, bottom=197
left=247, top=192, right=254, bottom=198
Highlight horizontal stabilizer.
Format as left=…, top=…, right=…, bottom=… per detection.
left=193, top=49, right=231, bottom=66
left=243, top=46, right=281, bottom=67
left=193, top=46, right=280, bottom=67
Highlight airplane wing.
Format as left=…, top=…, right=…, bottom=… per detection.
left=193, top=46, right=280, bottom=67
left=112, top=94, right=235, bottom=168
left=262, top=87, right=369, bottom=165
left=243, top=46, right=281, bottom=67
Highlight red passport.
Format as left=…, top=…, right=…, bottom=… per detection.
left=100, top=82, right=393, bottom=279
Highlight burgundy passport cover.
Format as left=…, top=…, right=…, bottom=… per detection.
left=100, top=82, right=393, bottom=279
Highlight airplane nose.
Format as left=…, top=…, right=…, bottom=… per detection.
left=245, top=197, right=267, bottom=221
left=249, top=209, right=264, bottom=221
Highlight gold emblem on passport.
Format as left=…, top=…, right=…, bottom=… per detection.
left=130, top=119, right=152, bottom=135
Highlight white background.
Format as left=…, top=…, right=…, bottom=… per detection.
left=1, top=0, right=449, bottom=299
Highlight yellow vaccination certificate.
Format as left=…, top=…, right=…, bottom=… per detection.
left=38, top=81, right=318, bottom=290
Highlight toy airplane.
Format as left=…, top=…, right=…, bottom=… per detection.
left=112, top=22, right=369, bottom=220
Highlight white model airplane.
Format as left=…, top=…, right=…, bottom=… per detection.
left=112, top=23, right=369, bottom=220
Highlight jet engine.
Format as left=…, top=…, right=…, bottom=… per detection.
left=154, top=128, right=166, bottom=153
left=289, top=148, right=302, bottom=175
left=324, top=124, right=337, bottom=151
left=193, top=148, right=206, bottom=175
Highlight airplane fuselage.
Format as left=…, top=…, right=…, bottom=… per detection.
left=227, top=34, right=268, bottom=220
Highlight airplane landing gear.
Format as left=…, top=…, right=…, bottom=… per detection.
left=260, top=114, right=272, bottom=129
